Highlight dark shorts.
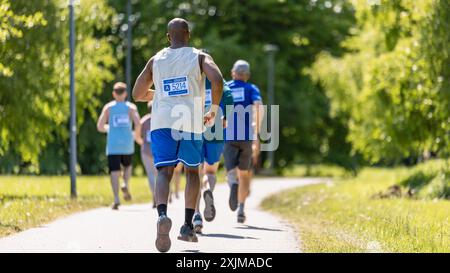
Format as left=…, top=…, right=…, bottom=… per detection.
left=223, top=141, right=253, bottom=171
left=107, top=154, right=132, bottom=173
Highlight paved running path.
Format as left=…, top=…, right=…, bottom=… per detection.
left=0, top=178, right=323, bottom=253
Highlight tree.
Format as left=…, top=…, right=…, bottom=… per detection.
left=310, top=0, right=450, bottom=164
left=0, top=0, right=117, bottom=173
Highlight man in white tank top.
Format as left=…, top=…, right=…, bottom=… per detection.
left=133, top=18, right=224, bottom=252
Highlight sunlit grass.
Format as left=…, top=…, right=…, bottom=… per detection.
left=262, top=160, right=450, bottom=253
left=282, top=164, right=351, bottom=178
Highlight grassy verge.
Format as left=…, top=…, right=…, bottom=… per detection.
left=262, top=160, right=450, bottom=252
left=282, top=164, right=351, bottom=178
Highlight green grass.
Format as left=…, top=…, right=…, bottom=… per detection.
left=262, top=160, right=450, bottom=253
left=282, top=164, right=351, bottom=178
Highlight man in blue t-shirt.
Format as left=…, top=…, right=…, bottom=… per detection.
left=97, top=82, right=141, bottom=210
left=224, top=60, right=264, bottom=223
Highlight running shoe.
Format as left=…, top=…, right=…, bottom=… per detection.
left=155, top=215, right=172, bottom=253
left=111, top=203, right=120, bottom=210
left=229, top=183, right=238, bottom=211
left=121, top=186, right=132, bottom=201
left=203, top=189, right=216, bottom=222
left=177, top=224, right=198, bottom=243
left=237, top=211, right=246, bottom=223
left=193, top=213, right=203, bottom=234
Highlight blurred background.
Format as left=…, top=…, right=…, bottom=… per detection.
left=0, top=0, right=449, bottom=175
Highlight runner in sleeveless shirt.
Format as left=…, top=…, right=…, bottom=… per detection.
left=97, top=82, right=141, bottom=210
left=132, top=18, right=223, bottom=253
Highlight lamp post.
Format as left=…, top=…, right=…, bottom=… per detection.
left=125, top=0, right=132, bottom=96
left=69, top=0, right=77, bottom=198
left=263, top=44, right=278, bottom=172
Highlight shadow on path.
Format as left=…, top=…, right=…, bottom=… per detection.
left=199, top=233, right=258, bottom=240
left=235, top=225, right=284, bottom=232
left=180, top=249, right=203, bottom=253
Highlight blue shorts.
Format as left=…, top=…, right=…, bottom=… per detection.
left=202, top=141, right=224, bottom=165
left=151, top=129, right=203, bottom=168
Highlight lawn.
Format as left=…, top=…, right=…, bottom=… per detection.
left=262, top=160, right=450, bottom=253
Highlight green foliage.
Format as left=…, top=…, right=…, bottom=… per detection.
left=1, top=0, right=356, bottom=174
left=106, top=0, right=355, bottom=171
left=0, top=0, right=117, bottom=172
left=310, top=0, right=450, bottom=164
left=398, top=159, right=450, bottom=199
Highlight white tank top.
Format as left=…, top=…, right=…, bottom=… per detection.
left=151, top=47, right=206, bottom=134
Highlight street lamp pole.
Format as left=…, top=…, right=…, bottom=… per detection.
left=69, top=0, right=77, bottom=198
left=126, top=0, right=132, bottom=96
left=264, top=44, right=279, bottom=172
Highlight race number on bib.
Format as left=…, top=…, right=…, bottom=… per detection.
left=162, top=76, right=189, bottom=97
left=112, top=114, right=130, bottom=127
left=231, top=87, right=245, bottom=102
left=205, top=89, right=212, bottom=106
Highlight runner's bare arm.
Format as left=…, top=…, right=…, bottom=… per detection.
left=97, top=106, right=109, bottom=133
left=200, top=53, right=223, bottom=125
left=130, top=106, right=142, bottom=145
left=253, top=101, right=264, bottom=137
left=133, top=57, right=154, bottom=102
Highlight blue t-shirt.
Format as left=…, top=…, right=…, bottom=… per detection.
left=225, top=80, right=262, bottom=141
left=106, top=101, right=134, bottom=155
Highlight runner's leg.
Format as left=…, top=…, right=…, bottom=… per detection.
left=141, top=152, right=157, bottom=206
left=110, top=171, right=121, bottom=207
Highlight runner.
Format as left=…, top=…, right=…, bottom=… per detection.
left=137, top=101, right=157, bottom=208
left=97, top=82, right=141, bottom=210
left=224, top=60, right=264, bottom=223
left=193, top=78, right=234, bottom=234
left=132, top=18, right=223, bottom=253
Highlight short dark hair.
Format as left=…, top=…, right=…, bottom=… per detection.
left=113, top=82, right=127, bottom=95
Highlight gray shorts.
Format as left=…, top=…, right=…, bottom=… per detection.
left=223, top=141, right=253, bottom=171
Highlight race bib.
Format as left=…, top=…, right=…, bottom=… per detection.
left=231, top=87, right=245, bottom=102
left=146, top=130, right=152, bottom=143
left=112, top=114, right=130, bottom=127
left=205, top=89, right=212, bottom=107
left=162, top=76, right=189, bottom=97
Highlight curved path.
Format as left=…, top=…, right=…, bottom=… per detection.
left=0, top=178, right=322, bottom=253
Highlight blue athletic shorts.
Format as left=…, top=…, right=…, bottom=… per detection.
left=151, top=128, right=203, bottom=168
left=201, top=141, right=225, bottom=165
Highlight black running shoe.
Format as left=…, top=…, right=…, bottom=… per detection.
left=155, top=215, right=172, bottom=253
left=229, top=183, right=238, bottom=211
left=177, top=224, right=198, bottom=242
left=111, top=203, right=120, bottom=210
left=237, top=211, right=246, bottom=223
left=203, top=190, right=216, bottom=222
left=193, top=214, right=203, bottom=234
